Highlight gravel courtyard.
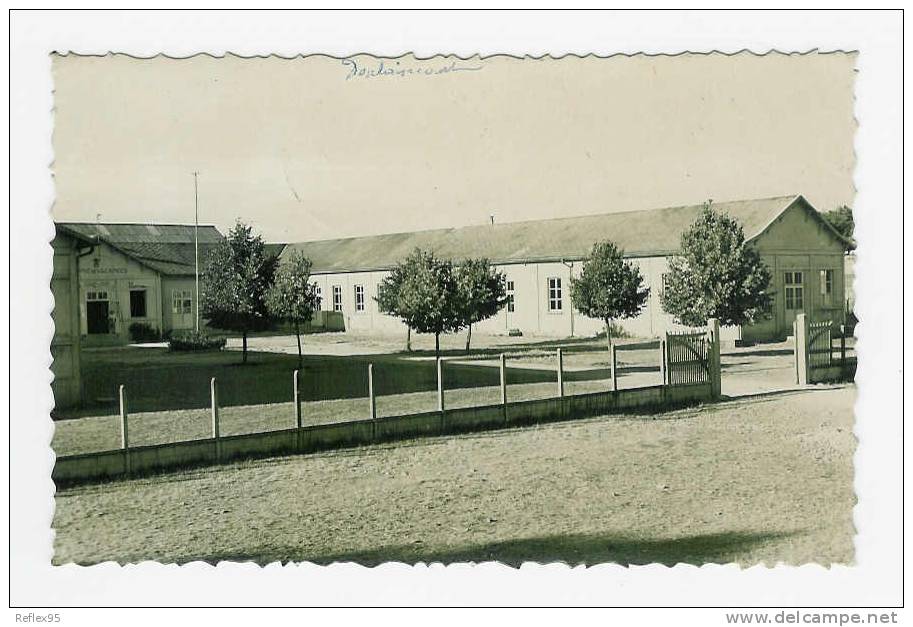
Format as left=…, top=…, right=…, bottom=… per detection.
left=52, top=384, right=855, bottom=566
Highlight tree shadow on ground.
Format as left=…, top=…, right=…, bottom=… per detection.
left=391, top=337, right=660, bottom=359
left=720, top=385, right=853, bottom=405
left=731, top=348, right=794, bottom=358
left=186, top=529, right=801, bottom=567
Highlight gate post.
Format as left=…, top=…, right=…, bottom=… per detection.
left=707, top=318, right=721, bottom=399
left=840, top=325, right=847, bottom=370
left=659, top=338, right=668, bottom=386
left=794, top=313, right=809, bottom=385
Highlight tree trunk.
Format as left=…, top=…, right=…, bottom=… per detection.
left=295, top=319, right=302, bottom=371
left=465, top=324, right=472, bottom=353
left=242, top=329, right=248, bottom=364
left=406, top=326, right=412, bottom=352
left=435, top=332, right=440, bottom=358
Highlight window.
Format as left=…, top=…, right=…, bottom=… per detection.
left=784, top=271, right=804, bottom=310
left=332, top=285, right=343, bottom=312
left=820, top=269, right=834, bottom=306
left=506, top=280, right=515, bottom=313
left=86, top=290, right=109, bottom=302
left=313, top=284, right=322, bottom=310
left=547, top=277, right=562, bottom=311
left=172, top=289, right=192, bottom=315
left=660, top=273, right=671, bottom=295
left=354, top=285, right=365, bottom=312
left=129, top=289, right=147, bottom=318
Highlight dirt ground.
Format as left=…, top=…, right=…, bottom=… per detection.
left=52, top=384, right=856, bottom=566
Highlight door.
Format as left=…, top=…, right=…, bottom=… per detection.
left=783, top=270, right=806, bottom=331
left=171, top=289, right=194, bottom=330
left=87, top=300, right=110, bottom=334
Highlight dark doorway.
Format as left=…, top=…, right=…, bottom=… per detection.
left=130, top=289, right=147, bottom=318
left=87, top=300, right=110, bottom=334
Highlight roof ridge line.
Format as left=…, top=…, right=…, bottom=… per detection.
left=287, top=194, right=800, bottom=245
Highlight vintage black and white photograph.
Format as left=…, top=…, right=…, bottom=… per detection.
left=44, top=48, right=864, bottom=569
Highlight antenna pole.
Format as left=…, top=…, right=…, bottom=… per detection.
left=194, top=172, right=200, bottom=333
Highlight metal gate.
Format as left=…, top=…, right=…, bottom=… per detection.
left=807, top=320, right=834, bottom=369
left=664, top=331, right=711, bottom=385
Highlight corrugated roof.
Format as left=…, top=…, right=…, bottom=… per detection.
left=264, top=243, right=288, bottom=260
left=58, top=222, right=224, bottom=244
left=56, top=222, right=225, bottom=276
left=282, top=195, right=803, bottom=274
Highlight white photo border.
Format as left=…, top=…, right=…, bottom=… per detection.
left=8, top=8, right=904, bottom=610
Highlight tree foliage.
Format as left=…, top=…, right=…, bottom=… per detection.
left=822, top=205, right=854, bottom=242
left=570, top=241, right=650, bottom=340
left=660, top=204, right=772, bottom=328
left=376, top=248, right=461, bottom=356
left=201, top=221, right=277, bottom=363
left=266, top=251, right=317, bottom=369
left=454, top=258, right=507, bottom=351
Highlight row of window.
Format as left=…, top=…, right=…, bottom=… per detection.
left=319, top=284, right=368, bottom=313
left=312, top=278, right=563, bottom=314
left=90, top=269, right=839, bottom=321
left=311, top=270, right=837, bottom=316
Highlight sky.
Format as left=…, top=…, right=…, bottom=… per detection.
left=51, top=52, right=856, bottom=243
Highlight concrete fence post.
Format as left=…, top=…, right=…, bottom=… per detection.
left=293, top=369, right=302, bottom=429
left=659, top=338, right=667, bottom=386
left=556, top=348, right=564, bottom=397
left=706, top=318, right=721, bottom=399
left=436, top=357, right=445, bottom=413
left=211, top=377, right=221, bottom=459
left=609, top=341, right=618, bottom=392
left=794, top=313, right=809, bottom=385
left=119, top=384, right=130, bottom=474
left=499, top=353, right=507, bottom=405
left=368, top=364, right=377, bottom=421
left=840, top=325, right=847, bottom=369
left=118, top=384, right=129, bottom=449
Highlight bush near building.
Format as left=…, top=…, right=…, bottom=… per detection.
left=128, top=322, right=161, bottom=343
left=168, top=331, right=227, bottom=352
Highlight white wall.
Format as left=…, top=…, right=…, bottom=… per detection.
left=310, top=256, right=742, bottom=342
left=77, top=241, right=163, bottom=343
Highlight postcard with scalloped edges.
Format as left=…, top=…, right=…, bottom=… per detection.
left=50, top=51, right=857, bottom=567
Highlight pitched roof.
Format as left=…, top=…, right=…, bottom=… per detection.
left=56, top=222, right=224, bottom=276
left=264, top=243, right=288, bottom=260
left=282, top=195, right=821, bottom=274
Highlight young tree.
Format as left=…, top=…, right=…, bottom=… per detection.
left=455, top=258, right=508, bottom=352
left=570, top=241, right=650, bottom=349
left=661, top=203, right=773, bottom=328
left=266, top=251, right=317, bottom=369
left=376, top=248, right=460, bottom=357
left=376, top=261, right=414, bottom=351
left=823, top=205, right=854, bottom=242
left=201, top=221, right=277, bottom=364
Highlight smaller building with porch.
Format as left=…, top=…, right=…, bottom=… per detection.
left=54, top=222, right=225, bottom=346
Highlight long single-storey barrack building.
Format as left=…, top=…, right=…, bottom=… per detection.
left=282, top=194, right=853, bottom=344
